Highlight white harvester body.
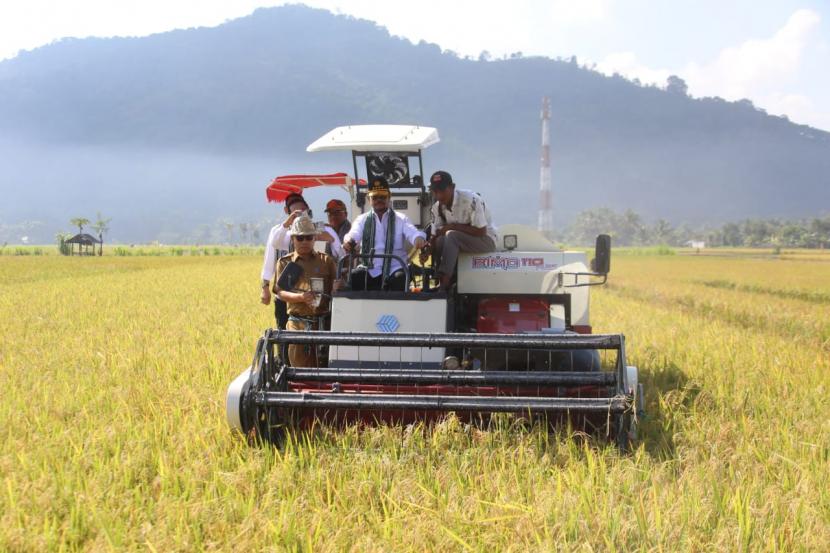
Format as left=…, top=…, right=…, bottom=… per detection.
left=329, top=296, right=449, bottom=368
left=226, top=123, right=642, bottom=449
left=328, top=223, right=596, bottom=369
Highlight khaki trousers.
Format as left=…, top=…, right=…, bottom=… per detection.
left=434, top=231, right=496, bottom=277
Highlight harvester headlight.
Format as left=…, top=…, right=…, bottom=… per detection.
left=503, top=234, right=518, bottom=251
left=442, top=356, right=461, bottom=370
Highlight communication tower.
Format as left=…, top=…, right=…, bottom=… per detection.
left=537, top=97, right=554, bottom=239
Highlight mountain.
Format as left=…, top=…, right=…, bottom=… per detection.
left=1, top=4, right=828, bottom=243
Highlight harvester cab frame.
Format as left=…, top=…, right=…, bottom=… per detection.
left=227, top=124, right=644, bottom=449
left=350, top=150, right=428, bottom=222
left=307, top=125, right=437, bottom=229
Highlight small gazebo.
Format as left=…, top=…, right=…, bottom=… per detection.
left=66, top=233, right=101, bottom=256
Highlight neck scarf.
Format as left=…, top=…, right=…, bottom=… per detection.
left=361, top=208, right=396, bottom=283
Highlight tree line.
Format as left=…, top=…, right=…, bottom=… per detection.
left=562, top=208, right=830, bottom=249
left=43, top=209, right=830, bottom=251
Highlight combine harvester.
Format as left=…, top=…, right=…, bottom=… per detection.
left=227, top=125, right=644, bottom=448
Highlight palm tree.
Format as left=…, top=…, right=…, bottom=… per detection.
left=70, top=217, right=90, bottom=234
left=218, top=219, right=234, bottom=244
left=90, top=212, right=112, bottom=256
left=55, top=232, right=72, bottom=255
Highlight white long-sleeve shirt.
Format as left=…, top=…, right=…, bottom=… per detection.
left=261, top=221, right=346, bottom=282
left=260, top=221, right=292, bottom=282
left=343, top=209, right=426, bottom=278
left=323, top=226, right=346, bottom=260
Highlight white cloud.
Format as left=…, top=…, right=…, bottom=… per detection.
left=596, top=9, right=822, bottom=94
left=594, top=51, right=670, bottom=85
left=759, top=92, right=830, bottom=129
left=685, top=9, right=821, bottom=100
left=548, top=0, right=611, bottom=24
left=592, top=9, right=830, bottom=130
left=683, top=8, right=830, bottom=129
left=766, top=93, right=813, bottom=117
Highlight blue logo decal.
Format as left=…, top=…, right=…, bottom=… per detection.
left=376, top=314, right=400, bottom=333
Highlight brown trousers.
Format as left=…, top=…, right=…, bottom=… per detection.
left=286, top=318, right=320, bottom=368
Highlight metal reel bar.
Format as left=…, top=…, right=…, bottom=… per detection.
left=266, top=330, right=623, bottom=351
left=257, top=391, right=630, bottom=413
left=286, top=368, right=615, bottom=386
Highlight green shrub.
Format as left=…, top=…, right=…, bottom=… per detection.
left=56, top=235, right=72, bottom=256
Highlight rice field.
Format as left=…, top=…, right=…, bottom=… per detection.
left=1, top=251, right=829, bottom=551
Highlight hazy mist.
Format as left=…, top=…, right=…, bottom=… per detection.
left=1, top=5, right=828, bottom=244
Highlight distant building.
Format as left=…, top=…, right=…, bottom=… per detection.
left=65, top=233, right=101, bottom=256
left=686, top=240, right=705, bottom=249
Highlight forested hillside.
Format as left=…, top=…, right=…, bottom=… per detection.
left=1, top=5, right=827, bottom=243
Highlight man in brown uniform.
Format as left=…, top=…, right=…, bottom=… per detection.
left=274, top=215, right=337, bottom=367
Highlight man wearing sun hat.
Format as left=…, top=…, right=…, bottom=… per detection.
left=274, top=214, right=337, bottom=367
left=342, top=176, right=426, bottom=291
left=260, top=192, right=310, bottom=307
left=425, top=170, right=497, bottom=291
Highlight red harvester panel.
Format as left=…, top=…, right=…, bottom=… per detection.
left=477, top=298, right=550, bottom=334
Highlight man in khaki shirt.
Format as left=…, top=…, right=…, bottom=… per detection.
left=425, top=170, right=497, bottom=290
left=274, top=215, right=337, bottom=367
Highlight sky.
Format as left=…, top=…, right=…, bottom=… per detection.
left=2, top=0, right=829, bottom=130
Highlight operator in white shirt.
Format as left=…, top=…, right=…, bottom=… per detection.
left=424, top=170, right=497, bottom=291
left=342, top=177, right=426, bottom=291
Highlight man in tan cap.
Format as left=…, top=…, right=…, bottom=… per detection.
left=273, top=215, right=337, bottom=367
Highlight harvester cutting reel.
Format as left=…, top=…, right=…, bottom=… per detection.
left=227, top=330, right=644, bottom=450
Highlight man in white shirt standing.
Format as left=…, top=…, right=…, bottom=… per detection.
left=343, top=177, right=426, bottom=291
left=260, top=192, right=310, bottom=309
left=425, top=170, right=497, bottom=291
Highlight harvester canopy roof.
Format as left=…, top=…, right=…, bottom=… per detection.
left=265, top=173, right=365, bottom=203
left=306, top=125, right=440, bottom=153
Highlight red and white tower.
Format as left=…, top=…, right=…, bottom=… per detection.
left=537, top=96, right=554, bottom=238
